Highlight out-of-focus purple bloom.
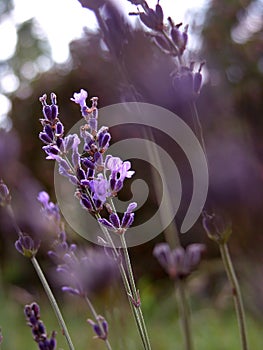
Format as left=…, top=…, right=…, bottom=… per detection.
left=139, top=3, right=164, bottom=31
left=24, top=302, right=56, bottom=350
left=54, top=247, right=118, bottom=297
left=202, top=211, right=232, bottom=244
left=48, top=230, right=77, bottom=265
left=0, top=179, right=11, bottom=207
left=172, top=62, right=205, bottom=101
left=15, top=234, right=39, bottom=258
left=37, top=191, right=61, bottom=224
left=170, top=21, right=188, bottom=55
left=153, top=243, right=205, bottom=280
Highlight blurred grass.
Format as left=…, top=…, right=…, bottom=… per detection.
left=0, top=277, right=262, bottom=350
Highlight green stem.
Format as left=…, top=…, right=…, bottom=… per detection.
left=98, top=221, right=150, bottom=350
left=118, top=262, right=148, bottom=350
left=85, top=296, right=113, bottom=350
left=176, top=279, right=194, bottom=350
left=219, top=243, right=249, bottom=350
left=120, top=235, right=152, bottom=350
left=31, top=256, right=75, bottom=350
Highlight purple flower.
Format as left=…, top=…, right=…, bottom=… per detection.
left=139, top=3, right=164, bottom=31
left=24, top=302, right=57, bottom=350
left=70, top=89, right=88, bottom=109
left=55, top=248, right=118, bottom=297
left=87, top=316, right=109, bottom=340
left=15, top=234, right=39, bottom=258
left=39, top=93, right=58, bottom=122
left=105, top=156, right=135, bottom=180
left=153, top=243, right=205, bottom=280
left=37, top=191, right=61, bottom=223
left=90, top=174, right=110, bottom=204
left=98, top=202, right=137, bottom=234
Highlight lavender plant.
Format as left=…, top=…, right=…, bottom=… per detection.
left=38, top=89, right=151, bottom=349
left=0, top=1, right=254, bottom=349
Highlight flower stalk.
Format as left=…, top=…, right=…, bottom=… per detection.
left=176, top=279, right=193, bottom=350
left=219, top=243, right=249, bottom=350
left=31, top=256, right=75, bottom=350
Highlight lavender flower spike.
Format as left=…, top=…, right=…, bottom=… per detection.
left=24, top=302, right=57, bottom=350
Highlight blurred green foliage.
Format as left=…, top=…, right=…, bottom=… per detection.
left=0, top=279, right=262, bottom=349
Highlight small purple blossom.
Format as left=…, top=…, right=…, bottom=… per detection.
left=87, top=316, right=109, bottom=341
left=90, top=174, right=110, bottom=204
left=37, top=191, right=61, bottom=223
left=15, top=234, right=39, bottom=258
left=70, top=89, right=88, bottom=110
left=98, top=202, right=137, bottom=234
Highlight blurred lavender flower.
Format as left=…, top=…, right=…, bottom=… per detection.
left=24, top=302, right=56, bottom=350
left=172, top=62, right=205, bottom=101
left=53, top=246, right=118, bottom=297
left=202, top=211, right=232, bottom=244
left=0, top=179, right=11, bottom=207
left=37, top=191, right=61, bottom=224
left=15, top=234, right=39, bottom=258
left=153, top=243, right=205, bottom=280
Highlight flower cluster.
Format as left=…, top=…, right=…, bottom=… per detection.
left=129, top=0, right=205, bottom=99
left=24, top=302, right=56, bottom=350
left=153, top=243, right=205, bottom=280
left=39, top=89, right=136, bottom=236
